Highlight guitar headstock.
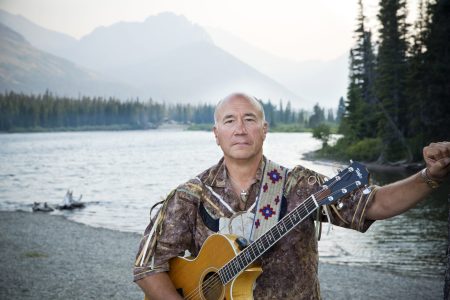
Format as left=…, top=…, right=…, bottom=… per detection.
left=318, top=161, right=369, bottom=206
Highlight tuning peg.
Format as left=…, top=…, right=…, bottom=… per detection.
left=363, top=187, right=372, bottom=195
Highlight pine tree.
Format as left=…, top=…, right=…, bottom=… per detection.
left=336, top=97, right=346, bottom=123
left=327, top=109, right=335, bottom=123
left=309, top=103, right=325, bottom=128
left=405, top=0, right=431, bottom=160
left=375, top=0, right=412, bottom=162
left=420, top=0, right=450, bottom=144
left=340, top=0, right=376, bottom=140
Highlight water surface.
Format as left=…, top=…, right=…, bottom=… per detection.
left=0, top=130, right=446, bottom=278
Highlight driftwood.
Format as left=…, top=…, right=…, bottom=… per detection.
left=32, top=190, right=85, bottom=212
left=32, top=202, right=54, bottom=212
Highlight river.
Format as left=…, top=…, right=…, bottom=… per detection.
left=0, top=130, right=446, bottom=278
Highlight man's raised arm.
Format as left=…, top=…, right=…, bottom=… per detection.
left=366, top=142, right=450, bottom=220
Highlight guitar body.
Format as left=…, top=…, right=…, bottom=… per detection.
left=145, top=234, right=262, bottom=300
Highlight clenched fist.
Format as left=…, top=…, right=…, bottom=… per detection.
left=423, top=142, right=450, bottom=181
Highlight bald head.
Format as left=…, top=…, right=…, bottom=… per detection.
left=214, top=93, right=266, bottom=125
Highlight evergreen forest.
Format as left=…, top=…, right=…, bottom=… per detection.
left=0, top=91, right=333, bottom=132
left=333, top=0, right=450, bottom=163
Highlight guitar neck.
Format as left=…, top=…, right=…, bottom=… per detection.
left=218, top=194, right=323, bottom=284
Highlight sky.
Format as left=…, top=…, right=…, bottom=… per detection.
left=0, top=0, right=403, bottom=62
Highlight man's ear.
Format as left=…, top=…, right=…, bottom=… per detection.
left=213, top=126, right=220, bottom=145
left=262, top=122, right=268, bottom=139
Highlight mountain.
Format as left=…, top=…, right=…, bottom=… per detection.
left=0, top=23, right=138, bottom=98
left=0, top=9, right=77, bottom=58
left=66, top=12, right=213, bottom=71
left=206, top=27, right=348, bottom=108
left=61, top=12, right=302, bottom=104
left=0, top=11, right=305, bottom=105
left=110, top=41, right=301, bottom=103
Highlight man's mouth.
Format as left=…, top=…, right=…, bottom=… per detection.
left=233, top=141, right=250, bottom=146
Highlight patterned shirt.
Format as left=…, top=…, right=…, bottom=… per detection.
left=134, top=157, right=377, bottom=299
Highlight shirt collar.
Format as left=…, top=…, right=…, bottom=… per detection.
left=204, top=156, right=266, bottom=188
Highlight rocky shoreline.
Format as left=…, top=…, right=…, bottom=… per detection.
left=0, top=211, right=443, bottom=299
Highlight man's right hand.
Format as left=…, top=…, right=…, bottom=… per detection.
left=137, top=272, right=183, bottom=300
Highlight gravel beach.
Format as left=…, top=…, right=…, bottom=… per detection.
left=0, top=211, right=443, bottom=299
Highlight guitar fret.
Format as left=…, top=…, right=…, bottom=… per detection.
left=279, top=220, right=287, bottom=232
left=225, top=267, right=232, bottom=282
left=218, top=269, right=225, bottom=283
left=249, top=244, right=257, bottom=259
left=220, top=266, right=230, bottom=283
left=285, top=218, right=293, bottom=229
left=238, top=258, right=244, bottom=270
left=310, top=194, right=319, bottom=208
left=307, top=198, right=318, bottom=210
left=230, top=260, right=238, bottom=277
left=244, top=250, right=251, bottom=264
left=274, top=224, right=281, bottom=238
left=303, top=202, right=310, bottom=213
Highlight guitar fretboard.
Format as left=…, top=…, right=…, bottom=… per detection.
left=218, top=195, right=320, bottom=284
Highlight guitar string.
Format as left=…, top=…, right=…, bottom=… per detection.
left=183, top=169, right=361, bottom=299
left=183, top=171, right=358, bottom=300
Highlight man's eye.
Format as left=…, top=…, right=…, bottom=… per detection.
left=245, top=118, right=256, bottom=122
left=224, top=120, right=233, bottom=124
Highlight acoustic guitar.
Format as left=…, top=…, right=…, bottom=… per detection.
left=145, top=161, right=369, bottom=300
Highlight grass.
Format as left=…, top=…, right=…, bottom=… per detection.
left=185, top=123, right=340, bottom=133
left=23, top=251, right=48, bottom=258
left=2, top=124, right=157, bottom=133
left=186, top=123, right=213, bottom=131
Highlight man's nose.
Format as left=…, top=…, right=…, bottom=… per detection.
left=234, top=119, right=248, bottom=134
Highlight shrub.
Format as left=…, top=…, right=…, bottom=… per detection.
left=312, top=123, right=331, bottom=147
left=345, top=138, right=382, bottom=161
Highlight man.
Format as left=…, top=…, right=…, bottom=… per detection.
left=134, top=93, right=450, bottom=299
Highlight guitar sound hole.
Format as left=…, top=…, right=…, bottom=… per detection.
left=201, top=271, right=223, bottom=300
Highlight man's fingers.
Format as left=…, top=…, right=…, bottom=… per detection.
left=424, top=142, right=450, bottom=162
left=428, top=157, right=450, bottom=179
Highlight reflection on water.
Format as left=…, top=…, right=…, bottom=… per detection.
left=0, top=130, right=446, bottom=278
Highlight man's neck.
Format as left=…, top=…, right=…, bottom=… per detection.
left=223, top=154, right=262, bottom=184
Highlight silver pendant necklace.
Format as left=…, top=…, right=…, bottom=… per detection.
left=240, top=190, right=249, bottom=203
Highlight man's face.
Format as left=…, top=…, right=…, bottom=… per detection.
left=213, top=96, right=268, bottom=161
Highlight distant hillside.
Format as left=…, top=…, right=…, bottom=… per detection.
left=0, top=23, right=138, bottom=98
left=0, top=10, right=305, bottom=105
left=111, top=40, right=301, bottom=103
left=0, top=9, right=77, bottom=57
left=206, top=27, right=348, bottom=108
left=66, top=12, right=213, bottom=71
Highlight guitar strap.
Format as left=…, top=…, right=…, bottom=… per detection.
left=249, top=160, right=287, bottom=241
left=199, top=160, right=288, bottom=242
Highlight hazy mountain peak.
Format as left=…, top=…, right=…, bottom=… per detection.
left=71, top=12, right=212, bottom=71
left=0, top=23, right=139, bottom=98
left=0, top=9, right=77, bottom=55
